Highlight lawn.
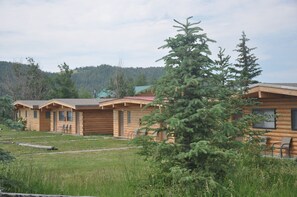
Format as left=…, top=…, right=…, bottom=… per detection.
left=0, top=125, right=150, bottom=197
left=2, top=125, right=297, bottom=197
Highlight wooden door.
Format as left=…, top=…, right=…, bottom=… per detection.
left=118, top=111, right=124, bottom=136
left=53, top=112, right=57, bottom=131
left=76, top=112, right=80, bottom=135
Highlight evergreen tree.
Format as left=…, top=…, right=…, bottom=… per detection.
left=109, top=69, right=134, bottom=98
left=78, top=88, right=92, bottom=98
left=0, top=95, right=13, bottom=122
left=134, top=73, right=148, bottom=86
left=138, top=17, right=256, bottom=194
left=233, top=32, right=262, bottom=90
left=213, top=47, right=236, bottom=99
left=49, top=63, right=78, bottom=98
left=24, top=57, right=50, bottom=100
left=214, top=47, right=233, bottom=86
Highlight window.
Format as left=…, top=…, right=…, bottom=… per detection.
left=59, top=111, right=65, bottom=121
left=45, top=111, right=50, bottom=119
left=67, top=111, right=73, bottom=121
left=34, top=111, right=38, bottom=119
left=25, top=110, right=27, bottom=118
left=253, top=108, right=276, bottom=129
left=291, top=109, right=297, bottom=130
left=127, top=111, right=131, bottom=124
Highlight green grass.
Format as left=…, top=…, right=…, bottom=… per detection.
left=224, top=156, right=297, bottom=197
left=2, top=150, right=150, bottom=196
left=0, top=126, right=130, bottom=155
left=1, top=124, right=297, bottom=196
left=0, top=125, right=149, bottom=196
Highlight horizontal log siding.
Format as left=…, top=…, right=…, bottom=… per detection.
left=50, top=108, right=77, bottom=135
left=82, top=110, right=113, bottom=135
left=246, top=98, right=297, bottom=157
left=113, top=106, right=160, bottom=139
left=18, top=108, right=41, bottom=131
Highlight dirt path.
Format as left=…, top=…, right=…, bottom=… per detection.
left=32, top=146, right=140, bottom=155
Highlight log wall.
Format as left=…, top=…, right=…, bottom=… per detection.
left=245, top=98, right=297, bottom=157
left=112, top=106, right=162, bottom=139
left=82, top=109, right=113, bottom=135
left=17, top=108, right=46, bottom=131
left=50, top=108, right=77, bottom=135
left=50, top=108, right=112, bottom=136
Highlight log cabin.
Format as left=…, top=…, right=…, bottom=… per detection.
left=245, top=83, right=297, bottom=157
left=13, top=100, right=50, bottom=131
left=39, top=98, right=114, bottom=135
left=99, top=96, right=167, bottom=141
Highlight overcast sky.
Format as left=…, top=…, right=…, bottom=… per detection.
left=0, top=0, right=296, bottom=82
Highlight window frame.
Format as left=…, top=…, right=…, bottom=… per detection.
left=127, top=111, right=131, bottom=124
left=252, top=108, right=276, bottom=129
left=59, top=111, right=65, bottom=121
left=291, top=109, right=297, bottom=131
left=33, top=110, right=38, bottom=119
left=45, top=111, right=50, bottom=119
left=67, top=111, right=73, bottom=121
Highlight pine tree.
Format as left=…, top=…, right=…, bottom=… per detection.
left=138, top=17, right=250, bottom=194
left=109, top=67, right=134, bottom=98
left=49, top=63, right=78, bottom=98
left=233, top=32, right=262, bottom=90
left=25, top=57, right=50, bottom=100
left=134, top=73, right=148, bottom=86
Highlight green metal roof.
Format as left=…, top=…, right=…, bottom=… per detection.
left=134, top=85, right=151, bottom=95
left=97, top=89, right=115, bottom=98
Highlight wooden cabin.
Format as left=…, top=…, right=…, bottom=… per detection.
left=99, top=96, right=166, bottom=140
left=245, top=83, right=297, bottom=157
left=39, top=99, right=113, bottom=136
left=13, top=100, right=50, bottom=131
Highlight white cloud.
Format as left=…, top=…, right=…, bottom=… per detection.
left=0, top=0, right=296, bottom=81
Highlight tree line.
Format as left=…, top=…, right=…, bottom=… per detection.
left=0, top=61, right=165, bottom=100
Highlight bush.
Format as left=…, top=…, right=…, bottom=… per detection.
left=4, top=118, right=25, bottom=131
left=0, top=149, right=15, bottom=163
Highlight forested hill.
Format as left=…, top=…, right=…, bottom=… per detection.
left=72, top=64, right=164, bottom=92
left=0, top=61, right=29, bottom=97
left=0, top=61, right=164, bottom=96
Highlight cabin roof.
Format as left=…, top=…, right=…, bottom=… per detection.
left=250, top=83, right=297, bottom=90
left=13, top=100, right=48, bottom=109
left=99, top=96, right=155, bottom=108
left=40, top=98, right=114, bottom=110
left=247, top=83, right=297, bottom=98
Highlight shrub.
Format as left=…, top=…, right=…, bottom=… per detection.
left=4, top=118, right=25, bottom=131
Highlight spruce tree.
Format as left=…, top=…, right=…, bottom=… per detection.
left=233, top=32, right=262, bottom=90
left=138, top=17, right=250, bottom=194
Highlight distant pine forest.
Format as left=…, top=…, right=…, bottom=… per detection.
left=0, top=61, right=164, bottom=98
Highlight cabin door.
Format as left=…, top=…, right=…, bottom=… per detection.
left=76, top=112, right=80, bottom=135
left=53, top=112, right=57, bottom=131
left=118, top=111, right=124, bottom=136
